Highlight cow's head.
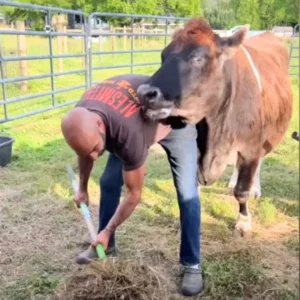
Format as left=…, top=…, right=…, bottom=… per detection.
left=137, top=18, right=249, bottom=123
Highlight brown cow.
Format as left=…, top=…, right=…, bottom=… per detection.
left=137, top=18, right=293, bottom=237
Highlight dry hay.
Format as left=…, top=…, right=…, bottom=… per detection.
left=59, top=258, right=169, bottom=300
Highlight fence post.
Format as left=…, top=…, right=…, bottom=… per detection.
left=123, top=26, right=127, bottom=50
left=138, top=27, right=141, bottom=47
left=81, top=22, right=85, bottom=68
left=0, top=36, right=7, bottom=120
left=63, top=25, right=68, bottom=53
left=56, top=16, right=64, bottom=72
left=98, top=31, right=103, bottom=63
left=16, top=20, right=28, bottom=93
left=142, top=25, right=146, bottom=42
left=110, top=25, right=116, bottom=57
left=52, top=14, right=66, bottom=72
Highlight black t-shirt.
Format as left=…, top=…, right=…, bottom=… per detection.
left=75, top=74, right=171, bottom=171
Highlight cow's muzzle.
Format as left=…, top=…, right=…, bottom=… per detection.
left=137, top=84, right=174, bottom=121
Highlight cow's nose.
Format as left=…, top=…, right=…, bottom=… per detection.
left=145, top=89, right=158, bottom=101
left=137, top=84, right=162, bottom=104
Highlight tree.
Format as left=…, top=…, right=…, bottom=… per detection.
left=158, top=0, right=202, bottom=17
left=258, top=0, right=275, bottom=29
left=234, top=0, right=260, bottom=29
left=3, top=0, right=72, bottom=30
left=201, top=0, right=234, bottom=29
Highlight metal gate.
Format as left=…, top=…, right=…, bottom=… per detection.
left=87, top=13, right=187, bottom=87
left=0, top=1, right=89, bottom=124
left=0, top=0, right=188, bottom=124
left=289, top=23, right=299, bottom=77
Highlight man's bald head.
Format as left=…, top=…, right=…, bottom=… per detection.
left=61, top=107, right=105, bottom=157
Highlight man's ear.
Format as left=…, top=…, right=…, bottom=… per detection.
left=96, top=118, right=106, bottom=132
left=217, top=25, right=249, bottom=61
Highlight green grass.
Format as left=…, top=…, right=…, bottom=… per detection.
left=202, top=249, right=267, bottom=300
left=4, top=274, right=60, bottom=300
left=0, top=33, right=299, bottom=300
left=257, top=197, right=278, bottom=224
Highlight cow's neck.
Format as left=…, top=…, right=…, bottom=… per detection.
left=204, top=56, right=240, bottom=159
left=205, top=59, right=233, bottom=125
left=207, top=45, right=262, bottom=153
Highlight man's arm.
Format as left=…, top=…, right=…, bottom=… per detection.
left=74, top=155, right=94, bottom=207
left=104, top=164, right=145, bottom=232
left=78, top=155, right=94, bottom=192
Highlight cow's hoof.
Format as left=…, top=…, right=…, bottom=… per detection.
left=249, top=185, right=261, bottom=199
left=228, top=181, right=236, bottom=190
left=233, top=213, right=252, bottom=238
left=233, top=227, right=252, bottom=239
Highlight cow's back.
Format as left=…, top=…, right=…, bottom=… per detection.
left=239, top=32, right=293, bottom=150
left=244, top=32, right=290, bottom=70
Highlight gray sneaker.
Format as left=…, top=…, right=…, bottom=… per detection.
left=181, top=266, right=204, bottom=296
left=76, top=245, right=116, bottom=265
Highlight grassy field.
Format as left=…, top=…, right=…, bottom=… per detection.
left=0, top=32, right=299, bottom=300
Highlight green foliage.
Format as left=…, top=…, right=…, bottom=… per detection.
left=236, top=0, right=261, bottom=29
left=3, top=0, right=71, bottom=23
left=202, top=0, right=298, bottom=29
left=3, top=0, right=201, bottom=27
left=201, top=0, right=234, bottom=29
left=3, top=0, right=298, bottom=29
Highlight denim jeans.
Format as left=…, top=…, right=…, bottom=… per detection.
left=98, top=124, right=201, bottom=266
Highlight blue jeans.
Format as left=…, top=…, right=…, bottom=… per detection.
left=98, top=124, right=201, bottom=266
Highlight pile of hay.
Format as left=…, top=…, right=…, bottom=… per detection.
left=59, top=258, right=169, bottom=300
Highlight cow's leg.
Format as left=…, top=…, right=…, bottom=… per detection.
left=228, top=166, right=238, bottom=189
left=228, top=158, right=263, bottom=198
left=233, top=157, right=261, bottom=238
left=249, top=158, right=263, bottom=198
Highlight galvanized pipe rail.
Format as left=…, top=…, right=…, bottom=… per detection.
left=0, top=1, right=189, bottom=123
left=289, top=23, right=299, bottom=77
left=0, top=0, right=88, bottom=123
left=87, top=12, right=188, bottom=86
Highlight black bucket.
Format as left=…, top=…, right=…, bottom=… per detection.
left=0, top=136, right=15, bottom=167
left=292, top=131, right=299, bottom=141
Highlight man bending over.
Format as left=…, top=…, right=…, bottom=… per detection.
left=61, top=74, right=203, bottom=296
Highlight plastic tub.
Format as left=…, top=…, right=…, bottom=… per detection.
left=0, top=136, right=15, bottom=167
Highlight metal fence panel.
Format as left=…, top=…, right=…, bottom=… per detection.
left=3, top=1, right=296, bottom=124
left=87, top=13, right=188, bottom=87
left=289, top=23, right=299, bottom=77
left=0, top=0, right=189, bottom=124
left=0, top=0, right=89, bottom=124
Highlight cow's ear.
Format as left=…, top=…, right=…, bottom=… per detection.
left=217, top=25, right=249, bottom=60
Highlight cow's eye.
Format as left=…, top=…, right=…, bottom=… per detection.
left=193, top=57, right=203, bottom=65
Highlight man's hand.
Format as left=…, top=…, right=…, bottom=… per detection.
left=92, top=229, right=111, bottom=251
left=74, top=189, right=89, bottom=207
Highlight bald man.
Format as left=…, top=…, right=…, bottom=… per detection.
left=61, top=74, right=203, bottom=296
